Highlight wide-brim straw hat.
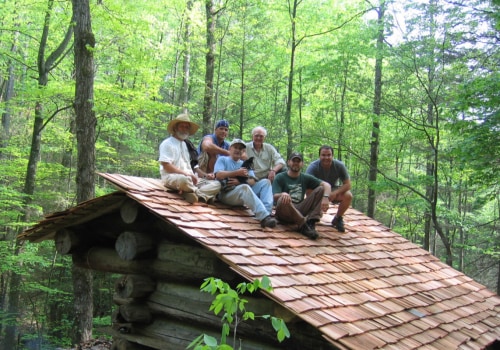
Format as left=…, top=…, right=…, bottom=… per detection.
left=167, top=114, right=200, bottom=135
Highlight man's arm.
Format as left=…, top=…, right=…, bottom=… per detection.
left=214, top=158, right=249, bottom=186
left=193, top=167, right=216, bottom=180
left=270, top=145, right=285, bottom=172
left=215, top=168, right=248, bottom=180
left=331, top=179, right=351, bottom=198
left=272, top=176, right=288, bottom=203
left=201, top=135, right=230, bottom=156
left=264, top=145, right=285, bottom=181
left=320, top=181, right=332, bottom=212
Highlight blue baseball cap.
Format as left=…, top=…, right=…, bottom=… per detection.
left=215, top=120, right=229, bottom=129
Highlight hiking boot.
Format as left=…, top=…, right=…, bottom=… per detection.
left=182, top=192, right=198, bottom=204
left=300, top=222, right=319, bottom=240
left=307, top=219, right=319, bottom=230
left=331, top=216, right=345, bottom=232
left=260, top=215, right=277, bottom=228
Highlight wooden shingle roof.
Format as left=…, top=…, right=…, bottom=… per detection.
left=19, top=173, right=500, bottom=350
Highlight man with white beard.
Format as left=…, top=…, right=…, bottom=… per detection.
left=159, top=114, right=221, bottom=204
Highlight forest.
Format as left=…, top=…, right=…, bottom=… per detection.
left=1, top=0, right=499, bottom=348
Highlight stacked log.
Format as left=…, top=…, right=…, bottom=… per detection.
left=56, top=198, right=336, bottom=350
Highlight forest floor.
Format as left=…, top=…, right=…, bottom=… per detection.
left=63, top=338, right=112, bottom=350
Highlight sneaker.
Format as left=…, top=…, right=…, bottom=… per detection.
left=331, top=216, right=345, bottom=232
left=300, top=222, right=319, bottom=240
left=260, top=215, right=277, bottom=228
left=182, top=192, right=198, bottom=204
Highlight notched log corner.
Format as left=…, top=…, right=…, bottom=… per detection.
left=115, top=274, right=156, bottom=299
left=115, top=231, right=155, bottom=261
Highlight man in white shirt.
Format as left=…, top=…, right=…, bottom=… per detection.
left=159, top=114, right=221, bottom=204
left=245, top=126, right=285, bottom=182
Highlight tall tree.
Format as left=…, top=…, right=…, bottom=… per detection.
left=367, top=0, right=386, bottom=218
left=202, top=0, right=217, bottom=134
left=0, top=31, right=18, bottom=156
left=3, top=1, right=74, bottom=347
left=284, top=0, right=299, bottom=157
left=180, top=0, right=194, bottom=113
left=24, top=0, right=74, bottom=202
left=71, top=0, right=96, bottom=343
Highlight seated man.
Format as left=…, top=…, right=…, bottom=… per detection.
left=214, top=139, right=277, bottom=228
left=306, top=145, right=352, bottom=232
left=197, top=119, right=231, bottom=175
left=245, top=126, right=286, bottom=182
left=159, top=114, right=221, bottom=204
left=272, top=152, right=331, bottom=240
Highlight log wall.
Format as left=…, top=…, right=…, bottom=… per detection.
left=57, top=198, right=337, bottom=350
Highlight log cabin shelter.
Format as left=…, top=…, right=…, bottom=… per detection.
left=19, top=173, right=500, bottom=350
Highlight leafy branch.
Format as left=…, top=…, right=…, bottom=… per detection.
left=187, top=276, right=290, bottom=350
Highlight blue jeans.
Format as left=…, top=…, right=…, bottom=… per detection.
left=218, top=183, right=271, bottom=221
left=251, top=179, right=273, bottom=213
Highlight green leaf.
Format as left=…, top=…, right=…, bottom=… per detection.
left=260, top=276, right=273, bottom=291
left=203, top=334, right=218, bottom=347
left=186, top=334, right=204, bottom=349
left=271, top=317, right=291, bottom=342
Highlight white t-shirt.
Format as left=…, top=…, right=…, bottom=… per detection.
left=158, top=136, right=193, bottom=180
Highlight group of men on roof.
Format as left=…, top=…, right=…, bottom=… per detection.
left=158, top=113, right=353, bottom=240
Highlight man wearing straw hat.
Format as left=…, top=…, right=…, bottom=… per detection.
left=159, top=114, right=221, bottom=204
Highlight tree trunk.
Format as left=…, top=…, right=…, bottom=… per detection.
left=337, top=59, right=348, bottom=161
left=203, top=0, right=216, bottom=134
left=3, top=1, right=74, bottom=348
left=285, top=0, right=298, bottom=157
left=367, top=1, right=385, bottom=219
left=0, top=32, right=17, bottom=157
left=3, top=242, right=24, bottom=349
left=72, top=0, right=96, bottom=344
left=425, top=0, right=452, bottom=266
left=179, top=0, right=193, bottom=112
left=497, top=247, right=500, bottom=295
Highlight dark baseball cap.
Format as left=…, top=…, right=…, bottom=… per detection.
left=288, top=152, right=303, bottom=161
left=215, top=120, right=230, bottom=129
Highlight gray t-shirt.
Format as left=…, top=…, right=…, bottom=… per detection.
left=306, top=159, right=349, bottom=188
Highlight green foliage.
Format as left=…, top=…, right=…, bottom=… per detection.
left=187, top=276, right=290, bottom=350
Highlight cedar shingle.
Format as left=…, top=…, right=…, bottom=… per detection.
left=18, top=173, right=500, bottom=350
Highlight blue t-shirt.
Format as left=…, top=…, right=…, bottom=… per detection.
left=214, top=156, right=256, bottom=178
left=272, top=172, right=321, bottom=204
